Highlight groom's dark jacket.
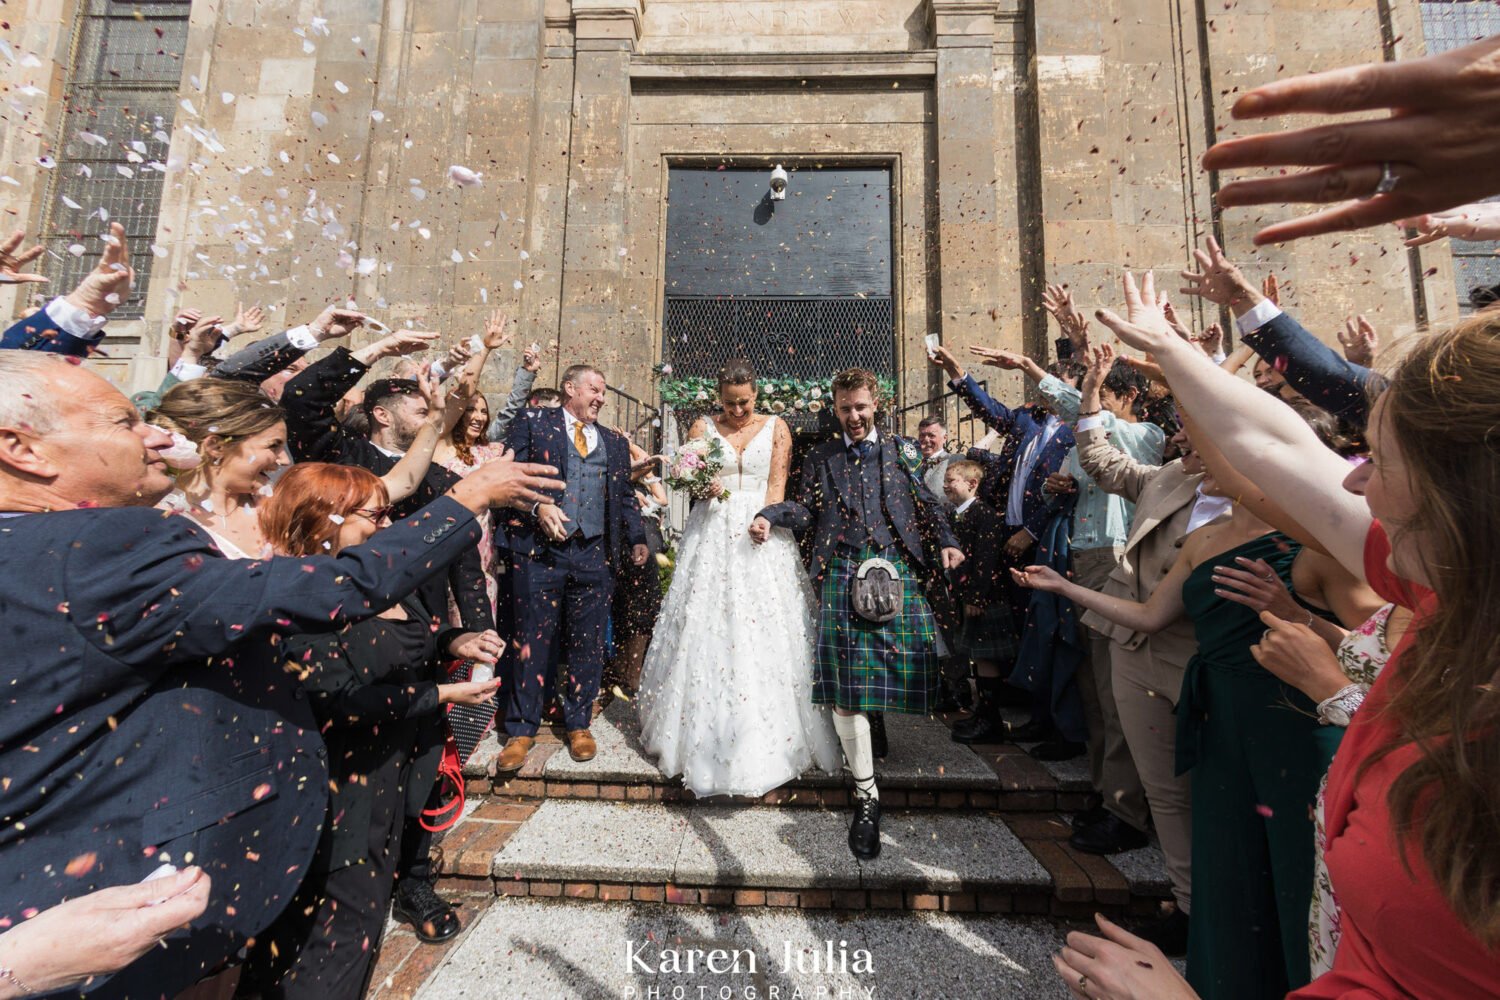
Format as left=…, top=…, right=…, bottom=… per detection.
left=758, top=434, right=959, bottom=582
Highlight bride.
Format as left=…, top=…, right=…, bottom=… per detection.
left=637, top=359, right=842, bottom=797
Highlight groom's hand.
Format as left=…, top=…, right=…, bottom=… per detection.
left=631, top=544, right=649, bottom=567
left=748, top=516, right=772, bottom=545
left=941, top=547, right=965, bottom=571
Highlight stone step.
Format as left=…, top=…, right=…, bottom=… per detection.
left=464, top=702, right=1093, bottom=813
left=435, top=798, right=1168, bottom=919
left=398, top=896, right=1083, bottom=1000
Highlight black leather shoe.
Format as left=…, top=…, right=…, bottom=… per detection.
left=951, top=713, right=1009, bottom=745
left=1070, top=796, right=1107, bottom=831
left=993, top=682, right=1032, bottom=709
left=868, top=712, right=888, bottom=759
left=393, top=878, right=462, bottom=943
left=1007, top=719, right=1051, bottom=743
left=1029, top=739, right=1086, bottom=762
left=1069, top=813, right=1150, bottom=855
left=848, top=796, right=882, bottom=861
left=1133, top=907, right=1190, bottom=957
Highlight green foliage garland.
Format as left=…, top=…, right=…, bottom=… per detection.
left=655, top=375, right=897, bottom=415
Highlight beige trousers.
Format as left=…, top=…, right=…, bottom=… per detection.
left=1072, top=546, right=1150, bottom=833
left=1110, top=638, right=1193, bottom=912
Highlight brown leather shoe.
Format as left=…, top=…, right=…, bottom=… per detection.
left=566, top=729, right=597, bottom=762
left=495, top=736, right=535, bottom=774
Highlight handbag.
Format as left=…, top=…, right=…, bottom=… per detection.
left=850, top=556, right=903, bottom=623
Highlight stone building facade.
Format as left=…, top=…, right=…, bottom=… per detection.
left=0, top=0, right=1469, bottom=421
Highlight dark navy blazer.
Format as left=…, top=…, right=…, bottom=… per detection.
left=0, top=303, right=99, bottom=355
left=951, top=374, right=1075, bottom=541
left=0, top=498, right=482, bottom=997
left=1242, top=309, right=1375, bottom=429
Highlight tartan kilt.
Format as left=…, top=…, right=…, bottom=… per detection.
left=954, top=601, right=1020, bottom=666
left=814, top=544, right=939, bottom=714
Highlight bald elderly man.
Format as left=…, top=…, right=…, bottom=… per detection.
left=0, top=352, right=561, bottom=997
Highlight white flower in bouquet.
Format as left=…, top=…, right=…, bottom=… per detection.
left=664, top=437, right=730, bottom=502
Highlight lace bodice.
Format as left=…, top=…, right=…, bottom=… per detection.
left=703, top=416, right=777, bottom=502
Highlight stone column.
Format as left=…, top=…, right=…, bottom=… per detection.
left=554, top=0, right=642, bottom=383
left=928, top=0, right=1006, bottom=398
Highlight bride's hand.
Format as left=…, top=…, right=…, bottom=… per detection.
left=748, top=516, right=771, bottom=545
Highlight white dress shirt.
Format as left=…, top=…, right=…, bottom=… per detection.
left=563, top=408, right=599, bottom=455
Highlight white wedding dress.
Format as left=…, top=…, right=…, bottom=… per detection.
left=637, top=416, right=842, bottom=798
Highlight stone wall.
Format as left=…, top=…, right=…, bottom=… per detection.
left=0, top=0, right=1457, bottom=406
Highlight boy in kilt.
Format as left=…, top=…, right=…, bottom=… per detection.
left=751, top=369, right=964, bottom=860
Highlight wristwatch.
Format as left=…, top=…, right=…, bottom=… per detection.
left=1317, top=683, right=1368, bottom=727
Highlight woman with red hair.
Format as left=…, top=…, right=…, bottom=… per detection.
left=247, top=463, right=504, bottom=1000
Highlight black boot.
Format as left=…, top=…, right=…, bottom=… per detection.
left=393, top=877, right=462, bottom=943
left=868, top=712, right=889, bottom=759
left=951, top=676, right=1006, bottom=745
left=1069, top=813, right=1150, bottom=855
left=1133, top=906, right=1190, bottom=957
left=848, top=795, right=882, bottom=861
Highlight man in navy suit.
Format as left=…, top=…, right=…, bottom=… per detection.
left=495, top=364, right=648, bottom=773
left=0, top=351, right=562, bottom=997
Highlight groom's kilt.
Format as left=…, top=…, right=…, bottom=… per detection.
left=815, top=544, right=939, bottom=714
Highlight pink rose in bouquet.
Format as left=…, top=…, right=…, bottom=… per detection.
left=665, top=437, right=730, bottom=501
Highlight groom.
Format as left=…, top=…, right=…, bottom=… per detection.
left=497, top=363, right=648, bottom=773
left=751, top=368, right=963, bottom=859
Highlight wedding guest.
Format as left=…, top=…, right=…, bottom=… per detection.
left=0, top=223, right=129, bottom=356
left=0, top=351, right=562, bottom=997
left=943, top=460, right=1015, bottom=709
left=527, top=387, right=563, bottom=408
left=280, top=325, right=494, bottom=943
left=915, top=415, right=953, bottom=498
left=248, top=463, right=503, bottom=999
left=486, top=338, right=544, bottom=442
left=606, top=435, right=668, bottom=700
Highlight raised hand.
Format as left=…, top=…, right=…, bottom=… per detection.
left=443, top=340, right=474, bottom=373
left=385, top=329, right=442, bottom=356
left=970, top=345, right=1027, bottom=370
left=0, top=229, right=47, bottom=285
left=928, top=343, right=966, bottom=380
left=523, top=341, right=542, bottom=373
left=308, top=305, right=366, bottom=342
left=1262, top=274, right=1280, bottom=306
left=1178, top=238, right=1261, bottom=311
left=483, top=309, right=511, bottom=350
left=1339, top=315, right=1378, bottom=366
left=1400, top=203, right=1500, bottom=247
left=1096, top=272, right=1176, bottom=355
left=1198, top=323, right=1225, bottom=358
left=225, top=303, right=265, bottom=338
left=65, top=221, right=133, bottom=318
left=169, top=308, right=202, bottom=342
left=180, top=315, right=225, bottom=360
left=1042, top=282, right=1090, bottom=354
left=450, top=448, right=564, bottom=512
left=1203, top=34, right=1500, bottom=245
left=1080, top=343, right=1113, bottom=399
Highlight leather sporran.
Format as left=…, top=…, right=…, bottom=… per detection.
left=851, top=557, right=903, bottom=623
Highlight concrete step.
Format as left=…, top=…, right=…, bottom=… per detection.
left=434, top=798, right=1168, bottom=919
left=464, top=702, right=1094, bottom=813
left=399, top=896, right=1082, bottom=1000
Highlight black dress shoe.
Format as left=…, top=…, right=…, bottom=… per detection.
left=993, top=682, right=1032, bottom=709
left=393, top=878, right=462, bottom=943
left=868, top=712, right=888, bottom=759
left=848, top=796, right=882, bottom=861
left=1069, top=813, right=1150, bottom=855
left=1132, top=907, right=1190, bottom=957
left=951, top=713, right=1008, bottom=745
left=1006, top=719, right=1051, bottom=743
left=1069, top=803, right=1110, bottom=832
left=1030, top=739, right=1086, bottom=762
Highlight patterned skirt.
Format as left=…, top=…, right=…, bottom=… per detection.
left=815, top=545, right=939, bottom=714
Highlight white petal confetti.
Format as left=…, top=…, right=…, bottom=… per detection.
left=370, top=109, right=384, bottom=122
left=450, top=249, right=464, bottom=264
left=221, top=92, right=235, bottom=104
left=66, top=244, right=85, bottom=257
left=334, top=80, right=349, bottom=94
left=448, top=164, right=483, bottom=188
left=310, top=110, right=328, bottom=128
left=513, top=279, right=524, bottom=290
left=78, top=131, right=108, bottom=146
left=180, top=98, right=198, bottom=117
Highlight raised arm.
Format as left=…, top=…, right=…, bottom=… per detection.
left=929, top=345, right=1028, bottom=435
left=1074, top=425, right=1155, bottom=504
left=379, top=366, right=467, bottom=504
left=763, top=416, right=794, bottom=505
left=1101, top=270, right=1369, bottom=576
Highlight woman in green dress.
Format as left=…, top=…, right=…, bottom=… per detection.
left=1014, top=467, right=1382, bottom=999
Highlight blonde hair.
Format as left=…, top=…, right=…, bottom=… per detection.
left=148, top=379, right=285, bottom=489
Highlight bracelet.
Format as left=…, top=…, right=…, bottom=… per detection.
left=0, top=965, right=35, bottom=996
left=1077, top=409, right=1102, bottom=417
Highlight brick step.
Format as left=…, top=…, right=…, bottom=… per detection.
left=433, top=798, right=1169, bottom=920
left=463, top=701, right=1094, bottom=813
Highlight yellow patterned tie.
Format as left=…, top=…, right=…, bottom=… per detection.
left=573, top=420, right=589, bottom=458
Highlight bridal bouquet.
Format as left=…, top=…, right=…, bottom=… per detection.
left=665, top=438, right=731, bottom=502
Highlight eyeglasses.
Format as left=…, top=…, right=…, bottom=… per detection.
left=352, top=506, right=392, bottom=522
